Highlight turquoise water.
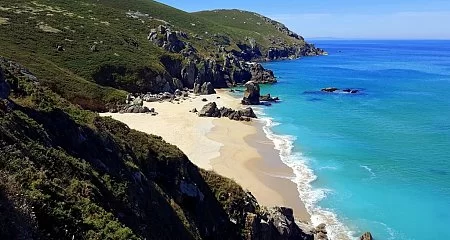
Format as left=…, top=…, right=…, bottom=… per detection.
left=259, top=40, right=450, bottom=240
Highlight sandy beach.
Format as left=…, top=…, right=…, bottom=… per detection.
left=100, top=90, right=310, bottom=222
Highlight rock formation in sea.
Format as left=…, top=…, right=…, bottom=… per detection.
left=360, top=232, right=373, bottom=240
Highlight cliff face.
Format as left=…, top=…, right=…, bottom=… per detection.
left=0, top=57, right=316, bottom=239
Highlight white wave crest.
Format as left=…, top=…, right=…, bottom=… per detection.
left=259, top=115, right=355, bottom=240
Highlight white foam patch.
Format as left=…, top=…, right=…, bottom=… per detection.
left=258, top=114, right=355, bottom=240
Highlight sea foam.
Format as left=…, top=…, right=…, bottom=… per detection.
left=254, top=106, right=355, bottom=240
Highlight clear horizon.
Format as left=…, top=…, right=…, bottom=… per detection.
left=156, top=0, right=450, bottom=40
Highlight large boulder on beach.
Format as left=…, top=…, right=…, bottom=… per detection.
left=242, top=81, right=260, bottom=105
left=198, top=102, right=220, bottom=117
left=240, top=107, right=257, bottom=118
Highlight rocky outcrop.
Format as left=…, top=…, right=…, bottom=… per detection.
left=242, top=81, right=261, bottom=105
left=148, top=25, right=187, bottom=53
left=244, top=207, right=314, bottom=240
left=321, top=87, right=339, bottom=93
left=198, top=102, right=257, bottom=121
left=194, top=82, right=216, bottom=95
left=109, top=95, right=157, bottom=114
left=360, top=232, right=373, bottom=240
left=321, top=87, right=360, bottom=94
left=313, top=224, right=328, bottom=240
left=249, top=63, right=276, bottom=83
left=260, top=94, right=279, bottom=102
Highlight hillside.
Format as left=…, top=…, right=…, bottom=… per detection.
left=0, top=0, right=324, bottom=111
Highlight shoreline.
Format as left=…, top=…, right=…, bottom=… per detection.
left=100, top=89, right=311, bottom=222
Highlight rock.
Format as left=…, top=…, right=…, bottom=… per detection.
left=194, top=82, right=216, bottom=95
left=180, top=180, right=204, bottom=201
left=360, top=232, right=373, bottom=240
left=321, top=87, right=339, bottom=93
left=56, top=45, right=64, bottom=51
left=132, top=97, right=143, bottom=106
left=198, top=102, right=219, bottom=117
left=174, top=89, right=182, bottom=96
left=181, top=60, right=197, bottom=88
left=0, top=69, right=10, bottom=99
left=351, top=89, right=359, bottom=94
left=240, top=107, right=257, bottom=118
left=202, top=98, right=208, bottom=102
left=201, top=82, right=216, bottom=95
left=193, top=83, right=201, bottom=95
left=314, top=223, right=328, bottom=240
left=260, top=94, right=279, bottom=102
left=249, top=63, right=276, bottom=84
left=242, top=81, right=260, bottom=105
left=189, top=108, right=198, bottom=113
left=244, top=207, right=314, bottom=240
left=172, top=78, right=183, bottom=91
left=139, top=106, right=150, bottom=113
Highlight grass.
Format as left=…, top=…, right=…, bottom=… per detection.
left=0, top=0, right=310, bottom=110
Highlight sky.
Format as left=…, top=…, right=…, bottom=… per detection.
left=156, top=0, right=450, bottom=40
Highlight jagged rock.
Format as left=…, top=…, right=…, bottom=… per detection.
left=314, top=223, right=328, bottom=240
left=360, top=232, right=373, bottom=240
left=0, top=69, right=10, bottom=99
left=201, top=82, right=216, bottom=95
left=194, top=82, right=216, bottom=95
left=260, top=94, right=279, bottom=102
left=249, top=63, right=276, bottom=84
left=240, top=107, right=257, bottom=118
left=244, top=207, right=314, bottom=240
left=172, top=78, right=183, bottom=91
left=181, top=60, right=197, bottom=88
left=321, top=87, right=339, bottom=93
left=132, top=97, right=143, bottom=106
left=189, top=108, right=198, bottom=113
left=198, top=102, right=220, bottom=117
left=198, top=102, right=257, bottom=121
left=242, top=81, right=260, bottom=105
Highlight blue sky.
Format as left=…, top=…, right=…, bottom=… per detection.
left=156, top=0, right=450, bottom=39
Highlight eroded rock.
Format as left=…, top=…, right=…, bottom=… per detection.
left=242, top=81, right=260, bottom=105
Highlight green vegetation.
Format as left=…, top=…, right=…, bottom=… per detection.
left=0, top=0, right=311, bottom=110
left=1, top=61, right=244, bottom=239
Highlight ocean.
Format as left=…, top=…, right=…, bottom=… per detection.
left=258, top=40, right=450, bottom=239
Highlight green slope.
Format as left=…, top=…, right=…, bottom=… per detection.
left=194, top=9, right=307, bottom=50
left=0, top=0, right=320, bottom=111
